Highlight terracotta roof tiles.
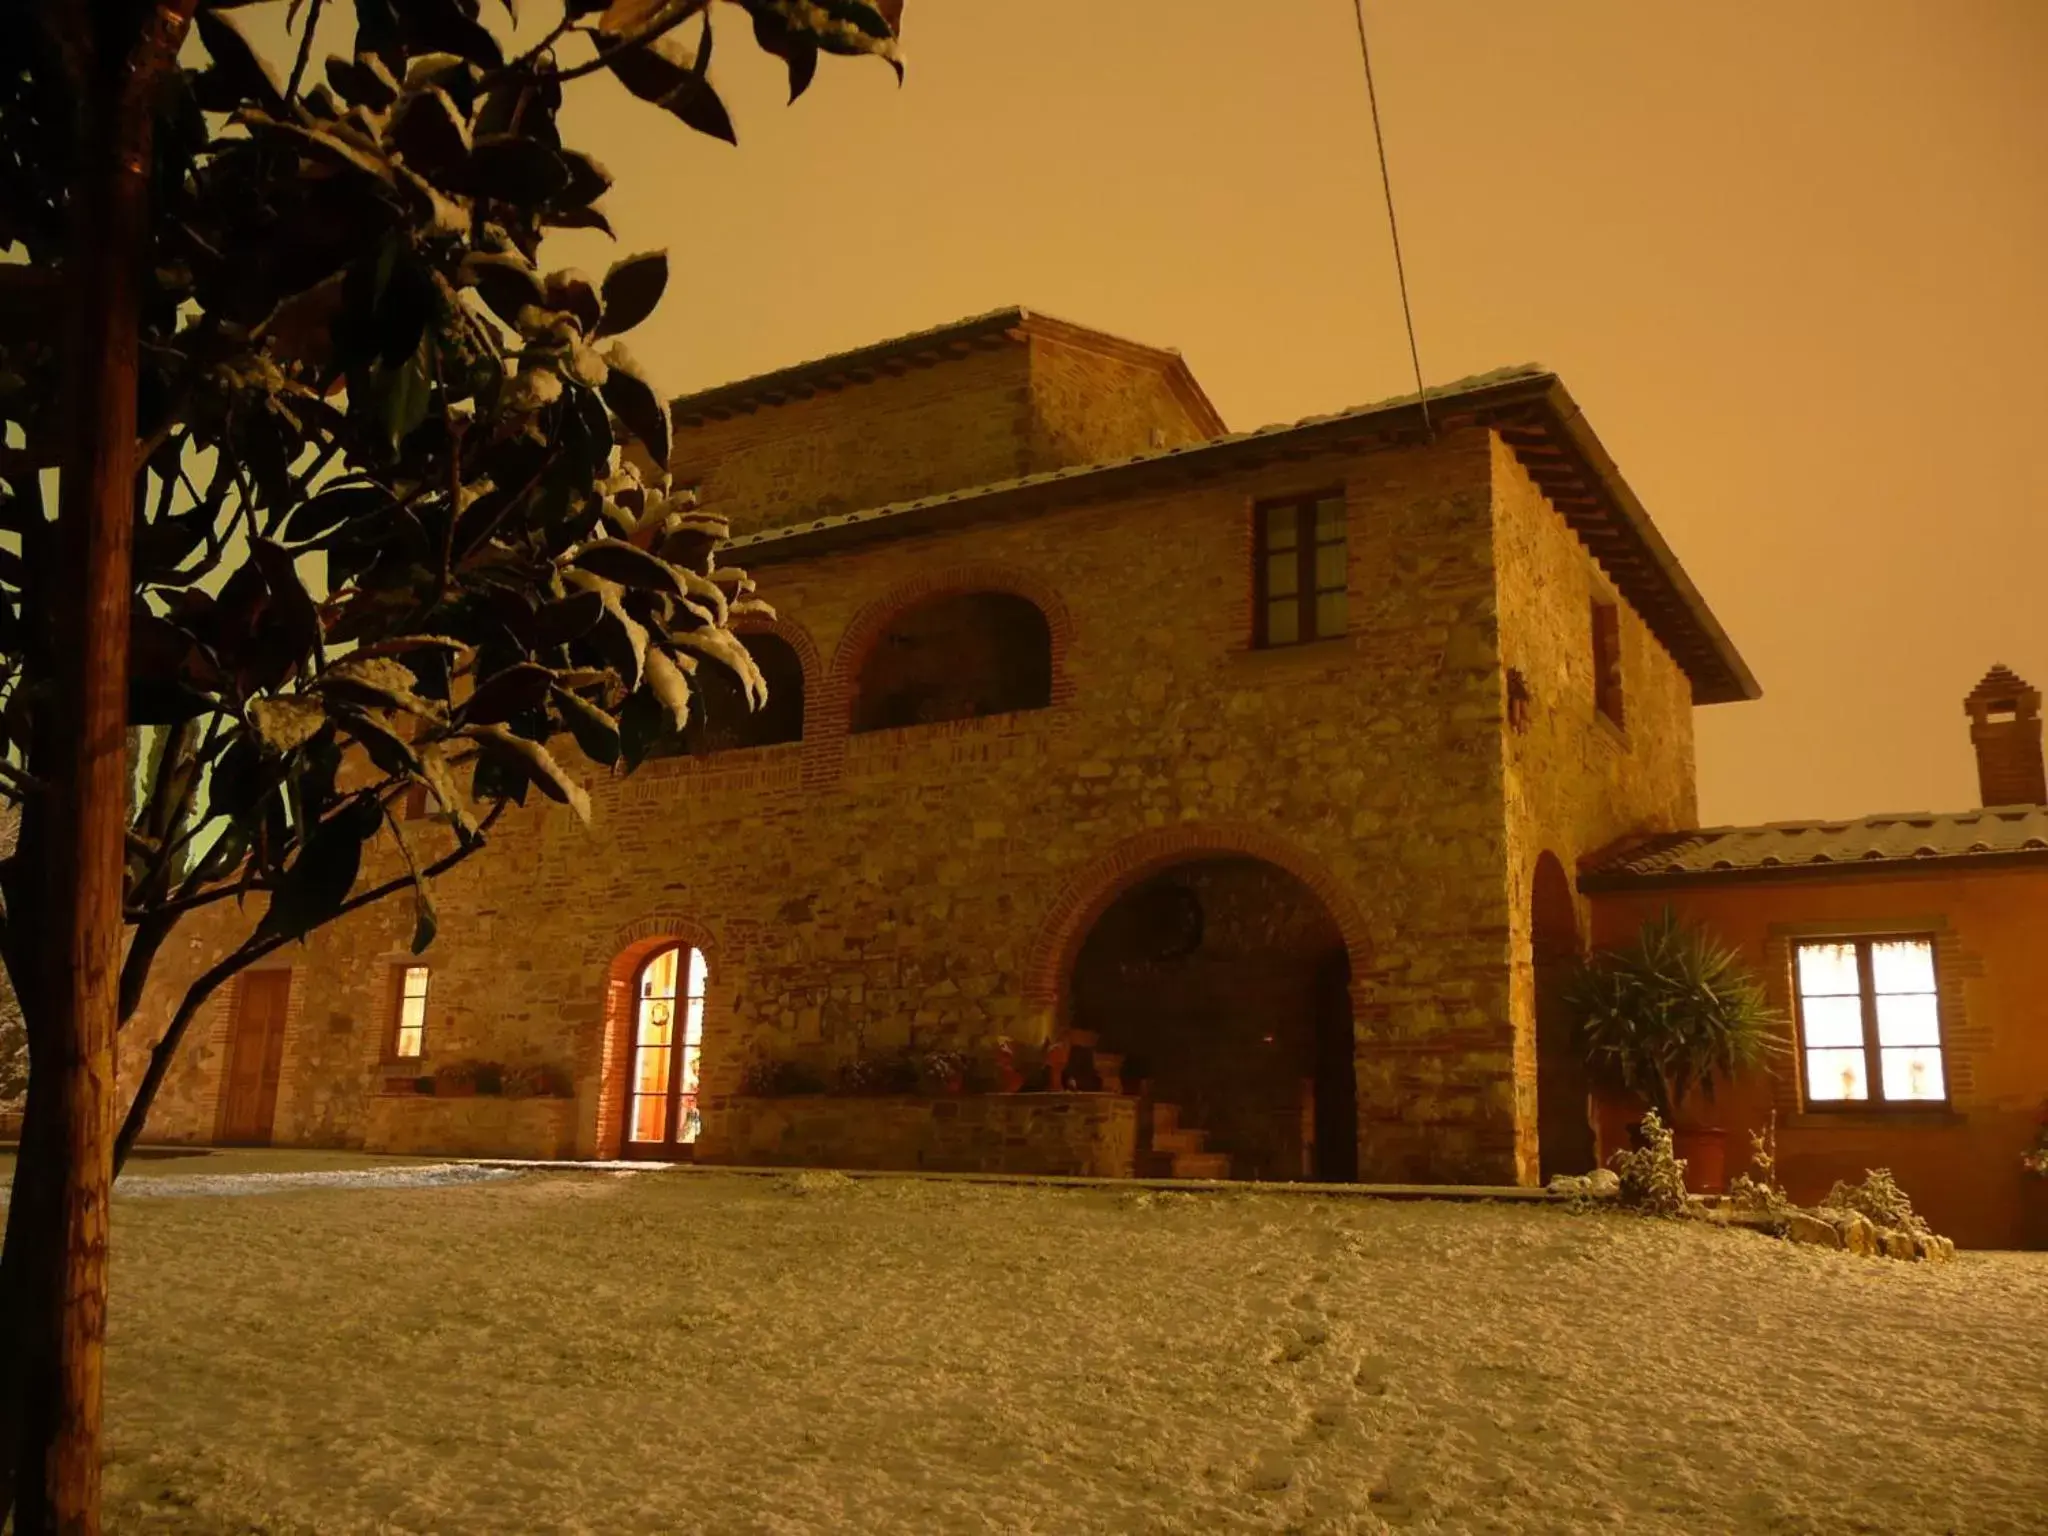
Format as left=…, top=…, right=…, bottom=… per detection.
left=1579, top=806, right=2048, bottom=889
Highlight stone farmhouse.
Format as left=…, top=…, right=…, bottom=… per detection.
left=128, top=306, right=1767, bottom=1190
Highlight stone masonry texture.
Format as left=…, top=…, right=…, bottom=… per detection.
left=121, top=319, right=1709, bottom=1187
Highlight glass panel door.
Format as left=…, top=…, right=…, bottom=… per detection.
left=625, top=946, right=708, bottom=1153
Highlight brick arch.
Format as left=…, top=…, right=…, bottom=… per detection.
left=731, top=611, right=825, bottom=744
left=819, top=561, right=1078, bottom=736
left=590, top=913, right=721, bottom=1158
left=1021, top=822, right=1375, bottom=1036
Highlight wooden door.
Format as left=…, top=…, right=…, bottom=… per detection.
left=217, top=970, right=291, bottom=1145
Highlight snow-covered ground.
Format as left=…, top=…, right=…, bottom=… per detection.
left=82, top=1166, right=2048, bottom=1534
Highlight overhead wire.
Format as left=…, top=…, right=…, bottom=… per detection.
left=1350, top=0, right=1431, bottom=437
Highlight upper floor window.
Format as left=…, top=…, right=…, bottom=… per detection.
left=391, top=965, right=430, bottom=1059
left=1255, top=492, right=1347, bottom=647
left=1591, top=600, right=1624, bottom=728
left=851, top=591, right=1052, bottom=733
left=1793, top=936, right=1947, bottom=1108
left=648, top=632, right=806, bottom=759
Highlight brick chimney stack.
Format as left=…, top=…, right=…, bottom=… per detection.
left=1964, top=664, right=2046, bottom=807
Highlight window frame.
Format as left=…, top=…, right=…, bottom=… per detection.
left=1791, top=934, right=1950, bottom=1112
left=1252, top=490, right=1349, bottom=649
left=388, top=963, right=431, bottom=1062
left=1590, top=599, right=1625, bottom=729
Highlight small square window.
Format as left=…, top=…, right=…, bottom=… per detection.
left=1254, top=492, right=1347, bottom=648
left=1793, top=937, right=1948, bottom=1109
left=392, top=965, right=430, bottom=1059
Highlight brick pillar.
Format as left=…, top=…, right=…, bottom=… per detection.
left=1964, top=664, right=2046, bottom=807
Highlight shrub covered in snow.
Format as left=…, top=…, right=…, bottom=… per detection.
left=1823, top=1168, right=1932, bottom=1238
left=1608, top=1109, right=1689, bottom=1216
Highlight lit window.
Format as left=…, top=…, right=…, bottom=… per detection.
left=1591, top=600, right=1624, bottom=728
left=393, top=966, right=430, bottom=1059
left=1793, top=937, right=1946, bottom=1107
left=1255, top=492, right=1348, bottom=648
left=626, top=945, right=709, bottom=1150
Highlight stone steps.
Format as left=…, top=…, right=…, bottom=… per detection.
left=1052, top=1033, right=1233, bottom=1181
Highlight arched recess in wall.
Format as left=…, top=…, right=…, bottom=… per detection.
left=829, top=564, right=1075, bottom=736
left=1023, top=824, right=1375, bottom=1184
left=593, top=915, right=719, bottom=1159
left=1530, top=850, right=1595, bottom=1181
left=1024, top=824, right=1374, bottom=1023
left=647, top=624, right=813, bottom=758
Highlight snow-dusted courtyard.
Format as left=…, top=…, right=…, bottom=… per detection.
left=55, top=1158, right=2048, bottom=1533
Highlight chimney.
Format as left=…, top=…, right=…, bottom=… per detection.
left=1964, top=664, right=2046, bottom=807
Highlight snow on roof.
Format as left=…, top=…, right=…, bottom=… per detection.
left=1580, top=805, right=2048, bottom=889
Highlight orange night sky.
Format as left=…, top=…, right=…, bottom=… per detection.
left=272, top=1, right=2048, bottom=828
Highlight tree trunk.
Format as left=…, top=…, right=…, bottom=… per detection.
left=4, top=6, right=194, bottom=1530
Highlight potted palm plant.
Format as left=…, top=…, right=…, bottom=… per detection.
left=1565, top=908, right=1787, bottom=1193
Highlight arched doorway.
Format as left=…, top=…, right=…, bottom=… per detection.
left=1069, top=857, right=1356, bottom=1183
left=1532, top=852, right=1595, bottom=1180
left=622, top=944, right=708, bottom=1159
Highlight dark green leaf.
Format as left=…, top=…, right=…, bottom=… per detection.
left=394, top=0, right=505, bottom=68
left=531, top=589, right=606, bottom=646
left=540, top=204, right=615, bottom=239
left=460, top=251, right=547, bottom=330
left=544, top=270, right=602, bottom=334
left=249, top=539, right=324, bottom=659
left=410, top=881, right=438, bottom=953
left=554, top=149, right=613, bottom=208
left=604, top=36, right=738, bottom=145
left=466, top=134, right=571, bottom=206
left=388, top=86, right=471, bottom=184
left=463, top=662, right=554, bottom=724
left=470, top=745, right=530, bottom=807
left=616, top=683, right=671, bottom=771
left=746, top=5, right=819, bottom=101
left=342, top=709, right=420, bottom=777
left=597, top=345, right=670, bottom=464
left=257, top=794, right=383, bottom=942
left=282, top=483, right=392, bottom=545
left=554, top=686, right=621, bottom=767
left=570, top=539, right=684, bottom=595
left=195, top=9, right=286, bottom=114
left=382, top=356, right=433, bottom=453
left=594, top=250, right=666, bottom=337
left=325, top=53, right=401, bottom=110
left=468, top=725, right=590, bottom=821
left=130, top=680, right=217, bottom=726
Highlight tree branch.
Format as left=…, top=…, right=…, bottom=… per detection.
left=283, top=0, right=326, bottom=106
left=522, top=0, right=712, bottom=88
left=113, top=797, right=508, bottom=1174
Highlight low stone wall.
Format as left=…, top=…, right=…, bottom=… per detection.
left=362, top=1094, right=579, bottom=1160
left=697, top=1093, right=1139, bottom=1177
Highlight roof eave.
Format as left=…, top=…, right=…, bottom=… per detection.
left=1579, top=847, right=2048, bottom=894
left=725, top=367, right=1756, bottom=708
left=1529, top=379, right=1761, bottom=705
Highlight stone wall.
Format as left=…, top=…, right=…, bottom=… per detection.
left=362, top=1093, right=580, bottom=1160
left=1490, top=437, right=1701, bottom=1181
left=1025, top=331, right=1214, bottom=469
left=121, top=419, right=1700, bottom=1187
left=697, top=1092, right=1139, bottom=1177
left=673, top=344, right=1034, bottom=537
left=671, top=323, right=1216, bottom=541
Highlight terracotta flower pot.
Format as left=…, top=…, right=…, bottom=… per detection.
left=1671, top=1125, right=1728, bottom=1195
